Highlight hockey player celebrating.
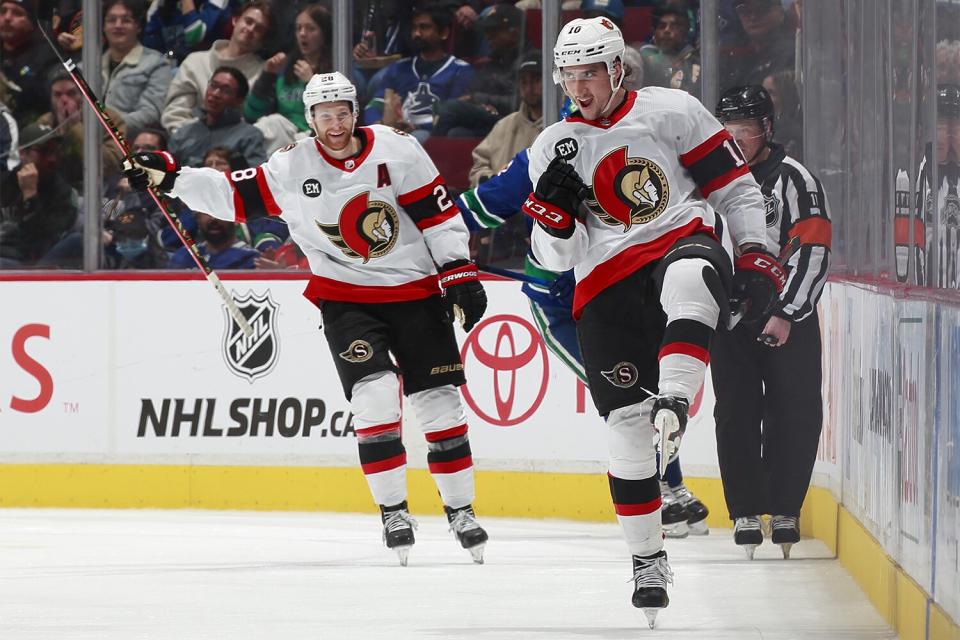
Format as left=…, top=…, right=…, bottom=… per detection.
left=124, top=72, right=489, bottom=566
left=458, top=147, right=712, bottom=539
left=712, top=85, right=831, bottom=560
left=521, top=18, right=783, bottom=626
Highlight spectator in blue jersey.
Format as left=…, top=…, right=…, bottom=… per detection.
left=456, top=147, right=712, bottom=537
left=143, top=0, right=238, bottom=64
left=363, top=5, right=474, bottom=142
left=168, top=210, right=258, bottom=269
left=168, top=66, right=266, bottom=167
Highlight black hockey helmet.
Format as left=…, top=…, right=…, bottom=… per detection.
left=938, top=84, right=960, bottom=119
left=715, top=85, right=775, bottom=122
left=715, top=84, right=775, bottom=143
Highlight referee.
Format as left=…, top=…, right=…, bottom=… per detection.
left=711, top=85, right=831, bottom=560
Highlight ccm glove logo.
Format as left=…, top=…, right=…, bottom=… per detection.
left=737, top=252, right=787, bottom=292
left=522, top=197, right=568, bottom=227
left=522, top=194, right=576, bottom=239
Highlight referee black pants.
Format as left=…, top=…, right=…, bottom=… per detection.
left=711, top=311, right=823, bottom=519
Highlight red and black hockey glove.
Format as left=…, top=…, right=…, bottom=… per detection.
left=731, top=249, right=787, bottom=324
left=122, top=151, right=181, bottom=192
left=521, top=156, right=590, bottom=239
left=438, top=260, right=488, bottom=332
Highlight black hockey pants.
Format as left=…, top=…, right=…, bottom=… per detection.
left=711, top=311, right=823, bottom=519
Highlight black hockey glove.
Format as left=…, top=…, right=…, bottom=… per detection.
left=521, top=156, right=590, bottom=239
left=731, top=250, right=787, bottom=324
left=122, top=151, right=181, bottom=192
left=438, top=260, right=488, bottom=332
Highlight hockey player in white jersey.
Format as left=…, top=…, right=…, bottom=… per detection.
left=521, top=18, right=786, bottom=626
left=124, top=72, right=489, bottom=566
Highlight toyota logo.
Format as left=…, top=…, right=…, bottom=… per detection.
left=460, top=314, right=549, bottom=427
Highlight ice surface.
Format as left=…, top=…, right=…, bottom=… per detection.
left=0, top=510, right=896, bottom=639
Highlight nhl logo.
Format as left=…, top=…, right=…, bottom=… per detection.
left=222, top=290, right=280, bottom=382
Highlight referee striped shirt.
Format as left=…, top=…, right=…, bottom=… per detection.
left=751, top=144, right=832, bottom=322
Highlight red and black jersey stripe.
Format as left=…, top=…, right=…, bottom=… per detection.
left=680, top=130, right=751, bottom=198
left=225, top=167, right=282, bottom=222
left=608, top=473, right=661, bottom=517
left=398, top=175, right=460, bottom=230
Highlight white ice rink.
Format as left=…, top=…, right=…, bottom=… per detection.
left=0, top=510, right=896, bottom=640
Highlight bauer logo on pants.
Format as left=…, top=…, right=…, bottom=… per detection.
left=601, top=362, right=638, bottom=388
left=223, top=291, right=280, bottom=383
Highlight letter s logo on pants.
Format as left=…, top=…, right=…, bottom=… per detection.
left=10, top=324, right=53, bottom=413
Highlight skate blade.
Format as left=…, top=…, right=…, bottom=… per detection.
left=780, top=542, right=793, bottom=559
left=468, top=542, right=486, bottom=564
left=642, top=608, right=660, bottom=629
left=688, top=520, right=709, bottom=535
left=663, top=522, right=689, bottom=539
left=395, top=545, right=412, bottom=566
left=741, top=543, right=758, bottom=560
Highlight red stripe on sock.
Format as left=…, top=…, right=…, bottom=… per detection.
left=613, top=496, right=662, bottom=516
left=356, top=421, right=401, bottom=438
left=424, top=423, right=468, bottom=443
left=658, top=342, right=710, bottom=364
left=428, top=455, right=473, bottom=474
left=361, top=452, right=407, bottom=475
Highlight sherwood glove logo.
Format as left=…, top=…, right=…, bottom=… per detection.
left=222, top=290, right=280, bottom=382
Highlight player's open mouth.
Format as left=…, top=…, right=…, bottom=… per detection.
left=577, top=97, right=593, bottom=109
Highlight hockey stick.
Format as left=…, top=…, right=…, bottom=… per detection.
left=37, top=25, right=253, bottom=337
left=476, top=263, right=549, bottom=287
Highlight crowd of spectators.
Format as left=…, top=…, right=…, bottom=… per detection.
left=0, top=0, right=805, bottom=271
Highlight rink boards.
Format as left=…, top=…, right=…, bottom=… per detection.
left=1, top=274, right=958, bottom=638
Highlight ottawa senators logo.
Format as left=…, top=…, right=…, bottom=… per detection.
left=587, top=147, right=669, bottom=232
left=339, top=340, right=374, bottom=363
left=317, top=192, right=400, bottom=262
left=601, top=362, right=639, bottom=388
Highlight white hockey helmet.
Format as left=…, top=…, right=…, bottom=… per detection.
left=303, top=71, right=358, bottom=125
left=553, top=17, right=626, bottom=90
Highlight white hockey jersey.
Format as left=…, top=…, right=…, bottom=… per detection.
left=169, top=125, right=470, bottom=305
left=528, top=87, right=767, bottom=317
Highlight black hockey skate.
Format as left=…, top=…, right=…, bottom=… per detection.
left=381, top=501, right=417, bottom=566
left=770, top=515, right=800, bottom=559
left=673, top=483, right=709, bottom=535
left=659, top=482, right=690, bottom=538
left=734, top=515, right=764, bottom=560
left=631, top=550, right=674, bottom=629
left=444, top=504, right=488, bottom=564
left=651, top=396, right=689, bottom=477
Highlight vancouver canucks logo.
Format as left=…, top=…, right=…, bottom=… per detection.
left=222, top=290, right=280, bottom=383
left=587, top=147, right=669, bottom=231
left=402, top=81, right=439, bottom=127
left=317, top=192, right=400, bottom=262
